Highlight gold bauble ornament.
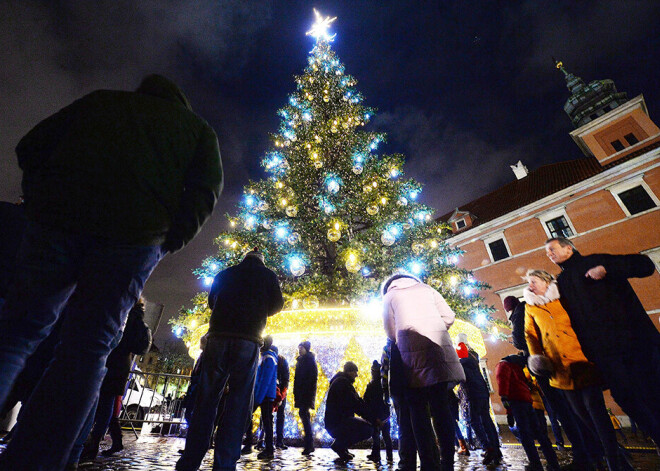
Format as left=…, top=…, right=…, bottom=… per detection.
left=327, top=228, right=341, bottom=242
left=342, top=121, right=349, bottom=129
left=345, top=256, right=361, bottom=273
left=363, top=185, right=372, bottom=193
left=313, top=160, right=323, bottom=169
left=412, top=242, right=424, bottom=254
left=366, top=205, right=379, bottom=216
left=285, top=205, right=298, bottom=217
left=323, top=95, right=330, bottom=102
left=330, top=126, right=338, bottom=133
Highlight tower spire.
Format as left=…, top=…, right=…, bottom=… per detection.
left=553, top=58, right=628, bottom=128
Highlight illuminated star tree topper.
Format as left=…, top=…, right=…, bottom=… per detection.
left=306, top=9, right=337, bottom=42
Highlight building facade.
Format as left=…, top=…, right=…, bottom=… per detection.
left=441, top=62, right=660, bottom=421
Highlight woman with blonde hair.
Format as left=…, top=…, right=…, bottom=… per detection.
left=524, top=269, right=624, bottom=471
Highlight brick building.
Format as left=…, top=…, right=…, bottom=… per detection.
left=440, top=61, right=660, bottom=420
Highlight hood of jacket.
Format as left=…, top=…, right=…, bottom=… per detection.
left=136, top=74, right=192, bottom=111
left=501, top=353, right=528, bottom=368
left=330, top=371, right=354, bottom=386
left=382, top=274, right=420, bottom=295
left=523, top=281, right=560, bottom=306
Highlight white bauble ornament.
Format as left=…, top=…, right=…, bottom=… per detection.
left=287, top=232, right=300, bottom=245
left=352, top=165, right=363, bottom=175
left=381, top=231, right=396, bottom=246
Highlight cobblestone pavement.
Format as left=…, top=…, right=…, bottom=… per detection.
left=2, top=433, right=659, bottom=470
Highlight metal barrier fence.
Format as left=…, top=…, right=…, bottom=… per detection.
left=118, top=370, right=191, bottom=437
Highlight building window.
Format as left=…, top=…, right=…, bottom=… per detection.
left=608, top=176, right=660, bottom=217
left=488, top=239, right=510, bottom=262
left=624, top=133, right=639, bottom=146
left=611, top=139, right=625, bottom=152
left=618, top=185, right=657, bottom=215
left=456, top=218, right=466, bottom=229
left=545, top=215, right=574, bottom=238
left=538, top=208, right=578, bottom=240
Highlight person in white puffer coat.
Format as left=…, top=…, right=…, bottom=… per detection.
left=382, top=273, right=465, bottom=471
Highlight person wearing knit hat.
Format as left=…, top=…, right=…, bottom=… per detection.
left=458, top=340, right=502, bottom=465
left=325, top=362, right=377, bottom=461
left=293, top=340, right=317, bottom=455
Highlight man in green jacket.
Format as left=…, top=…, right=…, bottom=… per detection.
left=0, top=74, right=222, bottom=470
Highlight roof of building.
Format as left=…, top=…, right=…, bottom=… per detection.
left=439, top=139, right=660, bottom=230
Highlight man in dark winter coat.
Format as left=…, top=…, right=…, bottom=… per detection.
left=177, top=249, right=283, bottom=471
left=325, top=362, right=376, bottom=461
left=293, top=340, right=318, bottom=455
left=0, top=74, right=222, bottom=471
left=546, top=237, right=660, bottom=445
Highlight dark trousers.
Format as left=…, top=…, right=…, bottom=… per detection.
left=0, top=221, right=162, bottom=470
left=541, top=393, right=564, bottom=446
left=467, top=397, right=500, bottom=451
left=563, top=386, right=622, bottom=471
left=176, top=337, right=259, bottom=471
left=393, top=397, right=418, bottom=471
left=275, top=397, right=286, bottom=445
left=327, top=416, right=372, bottom=450
left=371, top=418, right=393, bottom=458
left=408, top=383, right=455, bottom=470
left=509, top=400, right=560, bottom=470
left=537, top=376, right=601, bottom=465
left=298, top=408, right=313, bottom=449
left=596, top=349, right=660, bottom=445
left=245, top=399, right=274, bottom=452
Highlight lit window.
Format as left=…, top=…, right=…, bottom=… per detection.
left=545, top=216, right=574, bottom=238
left=618, top=186, right=656, bottom=215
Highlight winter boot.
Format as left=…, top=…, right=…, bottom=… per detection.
left=102, top=417, right=124, bottom=456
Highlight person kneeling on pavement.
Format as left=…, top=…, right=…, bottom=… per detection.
left=324, top=362, right=380, bottom=461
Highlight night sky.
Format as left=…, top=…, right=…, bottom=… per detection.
left=2, top=1, right=659, bottom=345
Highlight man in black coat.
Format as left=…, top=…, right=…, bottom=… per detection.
left=0, top=74, right=222, bottom=471
left=324, top=362, right=376, bottom=461
left=546, top=237, right=660, bottom=446
left=177, top=249, right=283, bottom=471
left=293, top=340, right=318, bottom=455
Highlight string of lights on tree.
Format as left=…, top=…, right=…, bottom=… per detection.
left=171, top=10, right=504, bottom=441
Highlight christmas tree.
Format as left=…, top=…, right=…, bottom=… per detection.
left=171, top=11, right=497, bottom=349
left=171, top=10, right=500, bottom=442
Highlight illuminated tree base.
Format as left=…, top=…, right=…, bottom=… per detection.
left=187, top=306, right=486, bottom=440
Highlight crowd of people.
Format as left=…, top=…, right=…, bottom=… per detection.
left=0, top=73, right=658, bottom=471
